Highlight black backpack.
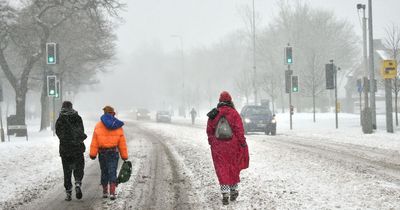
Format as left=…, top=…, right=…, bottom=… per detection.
left=215, top=116, right=233, bottom=140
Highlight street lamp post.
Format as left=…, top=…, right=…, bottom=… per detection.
left=368, top=0, right=377, bottom=129
left=171, top=34, right=185, bottom=117
left=252, top=0, right=258, bottom=105
left=357, top=4, right=369, bottom=110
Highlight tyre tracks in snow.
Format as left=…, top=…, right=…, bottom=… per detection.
left=265, top=134, right=400, bottom=182
left=167, top=120, right=400, bottom=182
left=123, top=124, right=193, bottom=210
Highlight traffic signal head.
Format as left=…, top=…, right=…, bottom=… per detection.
left=46, top=43, right=57, bottom=64
left=325, top=63, right=335, bottom=89
left=285, top=47, right=293, bottom=64
left=47, top=75, right=57, bottom=97
left=292, top=76, right=299, bottom=92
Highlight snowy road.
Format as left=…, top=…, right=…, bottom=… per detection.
left=3, top=116, right=400, bottom=209
left=135, top=119, right=400, bottom=209
left=15, top=122, right=194, bottom=210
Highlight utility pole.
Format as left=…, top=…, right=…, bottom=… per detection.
left=368, top=0, right=377, bottom=129
left=252, top=0, right=258, bottom=105
left=357, top=3, right=373, bottom=134
left=381, top=60, right=396, bottom=133
left=357, top=4, right=369, bottom=109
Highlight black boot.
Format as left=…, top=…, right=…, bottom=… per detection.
left=222, top=193, right=229, bottom=205
left=65, top=190, right=72, bottom=201
left=75, top=182, right=82, bottom=200
left=230, top=190, right=239, bottom=201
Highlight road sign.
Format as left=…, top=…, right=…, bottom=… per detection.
left=380, top=60, right=397, bottom=79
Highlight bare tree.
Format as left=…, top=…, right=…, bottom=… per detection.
left=0, top=0, right=124, bottom=128
left=384, top=23, right=400, bottom=126
left=258, top=1, right=358, bottom=119
left=235, top=69, right=252, bottom=105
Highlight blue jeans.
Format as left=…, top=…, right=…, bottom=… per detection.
left=98, top=150, right=119, bottom=185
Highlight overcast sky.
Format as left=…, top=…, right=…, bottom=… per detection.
left=75, top=0, right=400, bottom=112
left=115, top=0, right=400, bottom=55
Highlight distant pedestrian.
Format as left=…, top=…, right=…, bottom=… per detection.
left=190, top=108, right=197, bottom=125
left=89, top=106, right=128, bottom=200
left=206, top=91, right=249, bottom=205
left=55, top=101, right=87, bottom=201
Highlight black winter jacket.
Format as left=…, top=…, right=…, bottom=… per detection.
left=55, top=108, right=87, bottom=157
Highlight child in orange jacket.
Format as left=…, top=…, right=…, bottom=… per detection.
left=90, top=105, right=128, bottom=200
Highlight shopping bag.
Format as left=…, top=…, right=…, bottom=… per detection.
left=117, top=160, right=132, bottom=184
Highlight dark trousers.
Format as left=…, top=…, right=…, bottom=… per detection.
left=99, top=150, right=119, bottom=185
left=61, top=153, right=85, bottom=191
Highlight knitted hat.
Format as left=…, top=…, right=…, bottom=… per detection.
left=103, top=105, right=115, bottom=114
left=219, top=91, right=232, bottom=102
left=62, top=101, right=73, bottom=109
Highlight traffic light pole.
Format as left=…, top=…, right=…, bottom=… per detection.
left=334, top=65, right=338, bottom=129
left=52, top=96, right=56, bottom=136
left=0, top=102, right=4, bottom=142
left=288, top=64, right=293, bottom=130
left=330, top=60, right=339, bottom=129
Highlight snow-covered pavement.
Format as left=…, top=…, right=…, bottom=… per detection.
left=0, top=112, right=400, bottom=209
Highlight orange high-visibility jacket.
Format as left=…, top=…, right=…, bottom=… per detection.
left=89, top=121, right=128, bottom=160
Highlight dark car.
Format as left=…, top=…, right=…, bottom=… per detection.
left=156, top=111, right=171, bottom=123
left=240, top=105, right=276, bottom=135
left=136, top=108, right=151, bottom=120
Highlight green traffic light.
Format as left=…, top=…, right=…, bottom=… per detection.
left=292, top=87, right=298, bottom=92
left=49, top=90, right=55, bottom=95
left=287, top=58, right=292, bottom=64
left=48, top=56, right=54, bottom=63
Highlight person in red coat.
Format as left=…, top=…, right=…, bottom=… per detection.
left=206, top=91, right=249, bottom=205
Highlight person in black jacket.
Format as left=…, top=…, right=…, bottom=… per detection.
left=55, top=101, right=87, bottom=201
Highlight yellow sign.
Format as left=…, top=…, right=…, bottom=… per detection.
left=336, top=102, right=340, bottom=112
left=380, top=60, right=398, bottom=79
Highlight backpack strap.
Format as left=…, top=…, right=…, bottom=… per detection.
left=207, top=108, right=219, bottom=120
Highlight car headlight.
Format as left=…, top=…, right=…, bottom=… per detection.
left=244, top=118, right=251, bottom=123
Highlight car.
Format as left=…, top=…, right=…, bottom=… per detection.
left=156, top=111, right=171, bottom=123
left=136, top=108, right=151, bottom=120
left=240, top=105, right=276, bottom=135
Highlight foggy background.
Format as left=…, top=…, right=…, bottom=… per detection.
left=69, top=0, right=400, bottom=114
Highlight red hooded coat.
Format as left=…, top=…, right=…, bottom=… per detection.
left=206, top=104, right=249, bottom=185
